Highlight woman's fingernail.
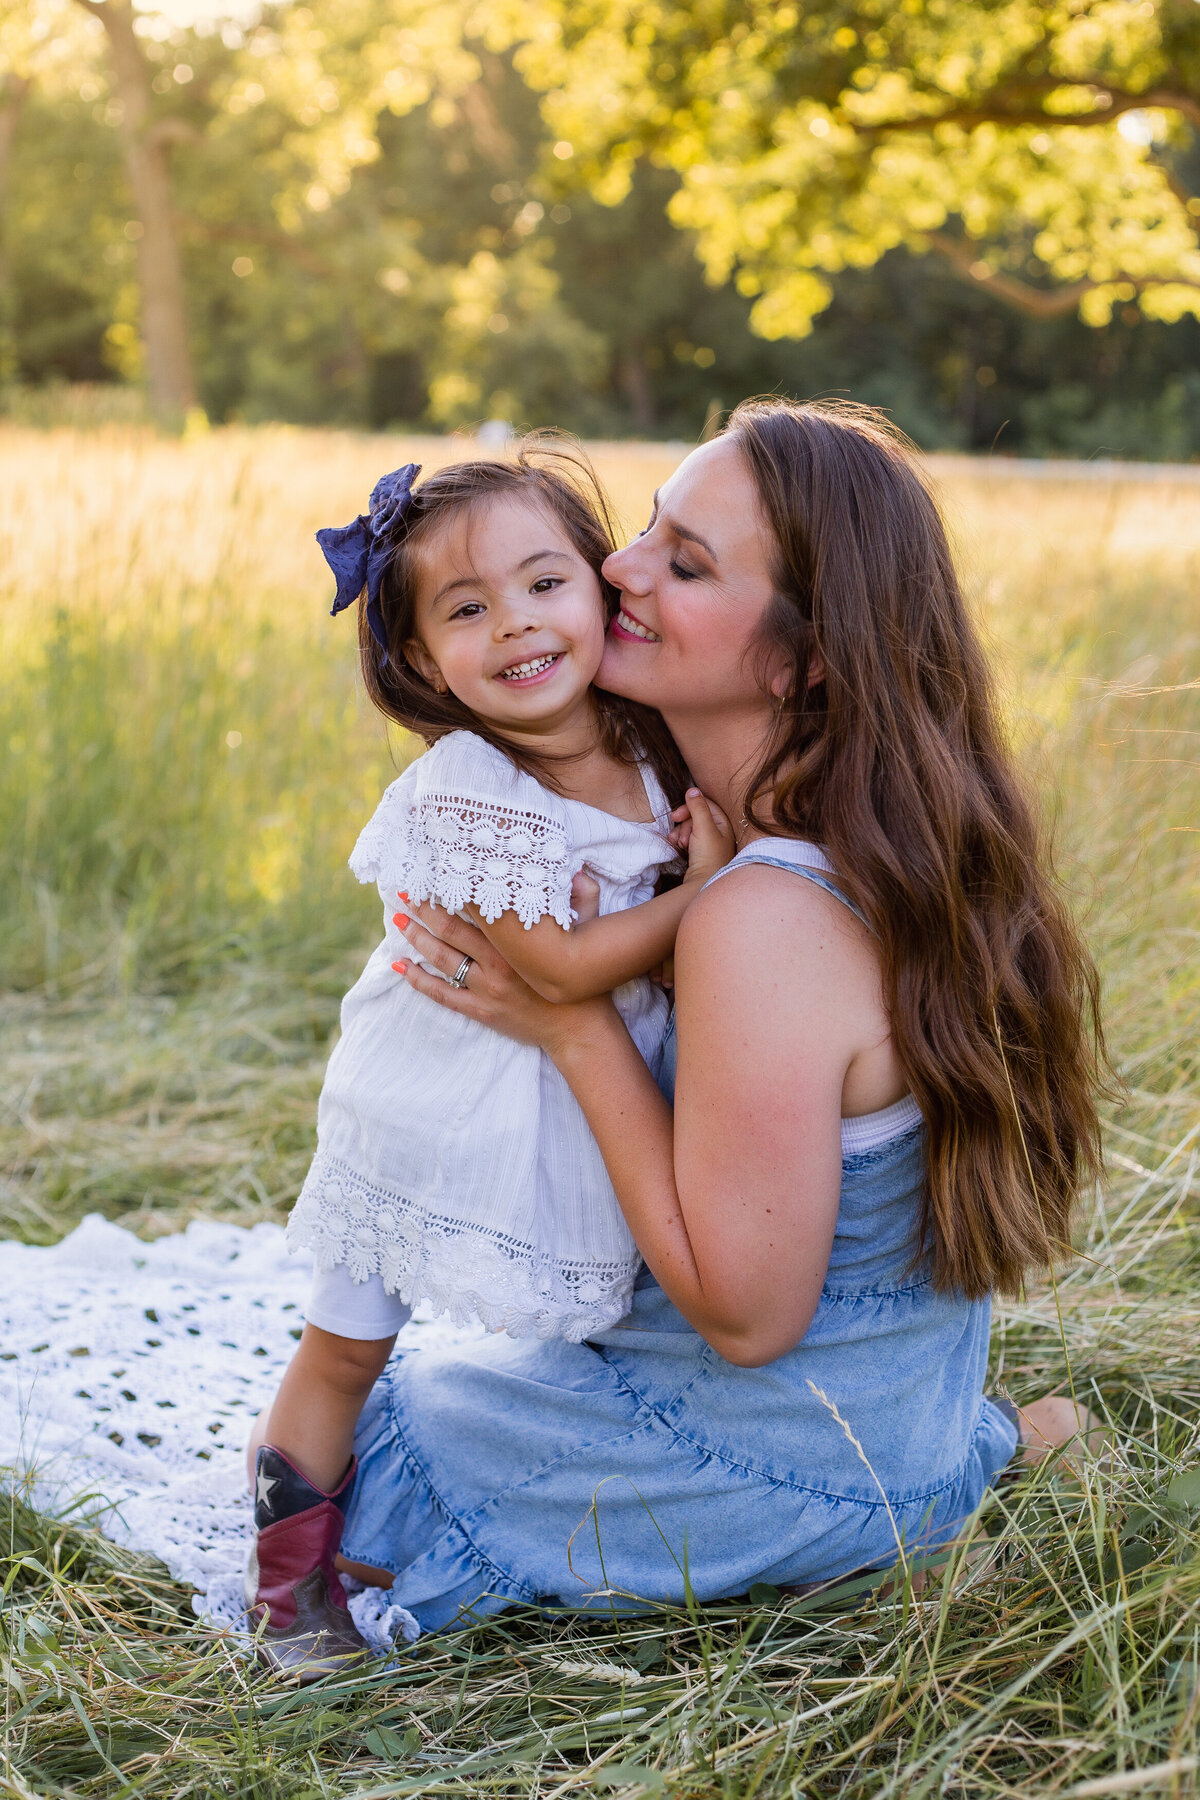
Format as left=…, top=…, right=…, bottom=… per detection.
left=393, top=912, right=409, bottom=928
left=397, top=890, right=408, bottom=901
left=391, top=960, right=408, bottom=974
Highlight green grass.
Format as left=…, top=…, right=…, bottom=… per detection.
left=2, top=427, right=1199, bottom=1797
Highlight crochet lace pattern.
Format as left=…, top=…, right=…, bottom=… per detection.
left=350, top=785, right=576, bottom=930
left=0, top=1215, right=482, bottom=1651
left=287, top=1153, right=641, bottom=1343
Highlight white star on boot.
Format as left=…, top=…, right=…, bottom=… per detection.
left=256, top=1468, right=279, bottom=1511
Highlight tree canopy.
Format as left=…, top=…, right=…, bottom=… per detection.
left=519, top=0, right=1200, bottom=334
left=1, top=0, right=1197, bottom=450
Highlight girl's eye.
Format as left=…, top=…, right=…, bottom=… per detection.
left=449, top=601, right=485, bottom=620
left=669, top=559, right=699, bottom=581
left=530, top=576, right=562, bottom=595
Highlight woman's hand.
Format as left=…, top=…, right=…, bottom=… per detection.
left=392, top=898, right=613, bottom=1053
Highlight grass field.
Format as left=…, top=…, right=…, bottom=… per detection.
left=2, top=424, right=1199, bottom=1798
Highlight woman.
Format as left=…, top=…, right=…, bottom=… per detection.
left=264, top=399, right=1105, bottom=1651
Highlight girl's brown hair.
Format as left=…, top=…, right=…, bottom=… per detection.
left=356, top=437, right=688, bottom=806
left=727, top=396, right=1107, bottom=1300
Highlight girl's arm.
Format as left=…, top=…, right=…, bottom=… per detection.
left=394, top=827, right=886, bottom=1365
left=417, top=790, right=734, bottom=1005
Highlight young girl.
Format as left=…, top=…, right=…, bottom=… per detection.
left=245, top=446, right=732, bottom=1675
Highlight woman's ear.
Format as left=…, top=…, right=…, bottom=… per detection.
left=768, top=650, right=824, bottom=702
left=405, top=639, right=448, bottom=694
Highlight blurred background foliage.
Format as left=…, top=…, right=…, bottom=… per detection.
left=1, top=0, right=1199, bottom=453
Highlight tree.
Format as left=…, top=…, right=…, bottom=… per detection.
left=0, top=0, right=99, bottom=381
left=514, top=0, right=1200, bottom=340
left=69, top=0, right=201, bottom=417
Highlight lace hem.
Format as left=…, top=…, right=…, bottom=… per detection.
left=350, top=786, right=576, bottom=931
left=287, top=1154, right=640, bottom=1343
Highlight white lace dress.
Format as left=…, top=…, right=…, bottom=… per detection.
left=286, top=730, right=679, bottom=1341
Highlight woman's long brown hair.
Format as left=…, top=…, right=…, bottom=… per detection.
left=729, top=397, right=1107, bottom=1300
left=356, top=437, right=689, bottom=808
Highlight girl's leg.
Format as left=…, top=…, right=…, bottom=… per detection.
left=260, top=1323, right=395, bottom=1493
left=244, top=1269, right=411, bottom=1676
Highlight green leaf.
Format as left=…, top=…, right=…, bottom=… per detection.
left=366, top=1724, right=414, bottom=1759
left=590, top=1765, right=666, bottom=1794
left=1165, top=1659, right=1200, bottom=1698
left=747, top=1582, right=783, bottom=1608
left=1102, top=1539, right=1158, bottom=1584
left=1164, top=1469, right=1200, bottom=1515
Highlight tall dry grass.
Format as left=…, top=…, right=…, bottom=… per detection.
left=2, top=425, right=1199, bottom=1797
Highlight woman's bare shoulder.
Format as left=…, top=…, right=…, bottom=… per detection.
left=675, top=859, right=887, bottom=1068
left=679, top=857, right=877, bottom=960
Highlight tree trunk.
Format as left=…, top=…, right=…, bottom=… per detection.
left=76, top=0, right=197, bottom=419
left=618, top=344, right=656, bottom=433
left=0, top=73, right=31, bottom=383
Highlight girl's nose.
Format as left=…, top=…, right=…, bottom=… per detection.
left=495, top=603, right=539, bottom=638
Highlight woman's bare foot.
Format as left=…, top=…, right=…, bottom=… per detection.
left=1015, top=1395, right=1106, bottom=1472
left=335, top=1555, right=393, bottom=1589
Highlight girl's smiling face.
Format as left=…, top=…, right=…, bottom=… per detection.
left=597, top=435, right=782, bottom=720
left=406, top=496, right=607, bottom=739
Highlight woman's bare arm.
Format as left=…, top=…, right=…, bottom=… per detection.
left=397, top=856, right=887, bottom=1365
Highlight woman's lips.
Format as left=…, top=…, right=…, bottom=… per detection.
left=611, top=607, right=662, bottom=644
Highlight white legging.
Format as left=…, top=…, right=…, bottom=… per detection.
left=304, top=1263, right=413, bottom=1341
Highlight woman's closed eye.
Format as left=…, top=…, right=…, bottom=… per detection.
left=669, top=558, right=700, bottom=581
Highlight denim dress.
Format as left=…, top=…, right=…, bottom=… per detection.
left=341, top=845, right=1018, bottom=1631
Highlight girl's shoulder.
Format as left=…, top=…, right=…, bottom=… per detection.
left=347, top=731, right=569, bottom=894
left=362, top=732, right=549, bottom=815
left=410, top=732, right=572, bottom=829
left=412, top=730, right=545, bottom=804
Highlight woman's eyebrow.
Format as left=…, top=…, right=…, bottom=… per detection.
left=650, top=487, right=716, bottom=559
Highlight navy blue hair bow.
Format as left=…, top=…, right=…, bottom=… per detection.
left=316, top=462, right=421, bottom=657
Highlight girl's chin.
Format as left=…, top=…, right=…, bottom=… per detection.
left=596, top=637, right=656, bottom=697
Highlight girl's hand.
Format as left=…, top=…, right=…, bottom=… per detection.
left=392, top=898, right=612, bottom=1054
left=570, top=869, right=602, bottom=923
left=672, top=788, right=736, bottom=886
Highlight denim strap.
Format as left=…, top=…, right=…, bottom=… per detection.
left=703, top=848, right=873, bottom=933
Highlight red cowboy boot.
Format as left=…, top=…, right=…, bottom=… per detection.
left=245, top=1445, right=371, bottom=1679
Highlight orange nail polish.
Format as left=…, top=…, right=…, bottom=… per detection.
left=397, top=890, right=409, bottom=901
left=393, top=912, right=409, bottom=928
left=391, top=960, right=408, bottom=974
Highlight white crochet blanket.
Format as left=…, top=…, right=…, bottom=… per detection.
left=0, top=1214, right=482, bottom=1653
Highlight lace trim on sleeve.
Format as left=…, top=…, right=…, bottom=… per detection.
left=400, top=791, right=576, bottom=929
left=348, top=778, right=409, bottom=893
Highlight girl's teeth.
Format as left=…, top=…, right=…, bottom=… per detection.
left=616, top=610, right=661, bottom=642
left=500, top=654, right=558, bottom=681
